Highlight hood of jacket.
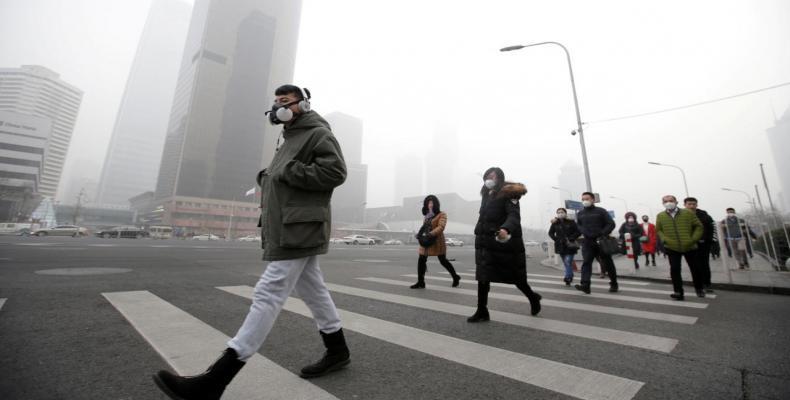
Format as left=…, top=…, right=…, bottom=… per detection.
left=283, top=111, right=330, bottom=137
left=496, top=182, right=527, bottom=199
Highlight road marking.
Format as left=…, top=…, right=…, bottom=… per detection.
left=15, top=243, right=63, bottom=246
left=325, top=282, right=677, bottom=353
left=467, top=270, right=651, bottom=286
left=411, top=275, right=708, bottom=309
left=0, top=298, right=5, bottom=311
left=89, top=244, right=118, bottom=247
left=361, top=278, right=697, bottom=324
left=351, top=259, right=390, bottom=263
left=442, top=272, right=715, bottom=298
left=219, top=286, right=645, bottom=400
left=102, top=291, right=339, bottom=400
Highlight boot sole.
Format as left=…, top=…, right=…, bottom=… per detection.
left=152, top=373, right=187, bottom=400
left=299, top=358, right=350, bottom=379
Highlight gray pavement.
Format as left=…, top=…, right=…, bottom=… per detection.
left=1, top=236, right=790, bottom=399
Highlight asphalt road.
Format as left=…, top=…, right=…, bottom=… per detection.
left=1, top=235, right=789, bottom=400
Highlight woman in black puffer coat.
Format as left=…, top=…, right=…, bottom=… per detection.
left=468, top=167, right=541, bottom=322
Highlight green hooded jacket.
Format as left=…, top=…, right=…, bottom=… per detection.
left=655, top=208, right=703, bottom=253
left=257, top=111, right=347, bottom=261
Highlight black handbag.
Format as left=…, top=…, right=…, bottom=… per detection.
left=565, top=239, right=580, bottom=252
left=597, top=236, right=621, bottom=256
left=416, top=222, right=436, bottom=247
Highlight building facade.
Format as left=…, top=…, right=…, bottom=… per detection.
left=0, top=65, right=83, bottom=199
left=766, top=107, right=790, bottom=212
left=96, top=0, right=192, bottom=207
left=0, top=111, right=51, bottom=220
left=325, top=112, right=368, bottom=223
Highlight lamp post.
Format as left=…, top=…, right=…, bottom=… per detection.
left=551, top=186, right=573, bottom=200
left=648, top=161, right=689, bottom=198
left=501, top=42, right=592, bottom=193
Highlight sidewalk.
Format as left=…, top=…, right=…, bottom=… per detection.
left=540, top=251, right=790, bottom=295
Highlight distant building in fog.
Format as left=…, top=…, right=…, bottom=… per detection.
left=766, top=106, right=790, bottom=211
left=96, top=0, right=192, bottom=207
left=425, top=124, right=458, bottom=195
left=152, top=0, right=302, bottom=237
left=325, top=112, right=367, bottom=223
left=0, top=111, right=50, bottom=220
left=0, top=65, right=83, bottom=199
left=394, top=154, right=424, bottom=206
left=557, top=160, right=586, bottom=202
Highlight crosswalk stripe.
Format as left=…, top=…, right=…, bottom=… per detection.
left=527, top=272, right=650, bottom=286
left=360, top=277, right=697, bottom=325
left=410, top=275, right=709, bottom=309
left=323, top=282, right=677, bottom=353
left=102, top=291, right=339, bottom=400
left=218, top=286, right=645, bottom=400
left=0, top=298, right=6, bottom=311
left=442, top=272, right=716, bottom=298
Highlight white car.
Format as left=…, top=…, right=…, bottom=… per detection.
left=329, top=238, right=346, bottom=244
left=192, top=234, right=221, bottom=241
left=383, top=239, right=403, bottom=245
left=33, top=225, right=88, bottom=237
left=342, top=235, right=375, bottom=245
left=445, top=238, right=464, bottom=247
left=237, top=235, right=261, bottom=242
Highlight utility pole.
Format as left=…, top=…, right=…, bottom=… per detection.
left=73, top=188, right=86, bottom=225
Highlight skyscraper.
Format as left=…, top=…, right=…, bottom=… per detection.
left=0, top=65, right=83, bottom=198
left=394, top=154, right=424, bottom=206
left=0, top=111, right=51, bottom=220
left=153, top=0, right=302, bottom=235
left=325, top=112, right=367, bottom=223
left=766, top=106, right=790, bottom=211
left=96, top=0, right=192, bottom=207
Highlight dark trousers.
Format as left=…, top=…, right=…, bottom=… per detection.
left=643, top=252, right=655, bottom=264
left=666, top=248, right=702, bottom=294
left=696, top=243, right=712, bottom=286
left=417, top=254, right=458, bottom=283
left=580, top=240, right=617, bottom=286
left=476, top=280, right=536, bottom=308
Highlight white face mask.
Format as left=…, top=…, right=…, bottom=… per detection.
left=628, top=218, right=635, bottom=223
left=727, top=212, right=736, bottom=218
left=664, top=202, right=677, bottom=210
left=582, top=200, right=593, bottom=208
left=484, top=179, right=496, bottom=189
left=557, top=213, right=567, bottom=219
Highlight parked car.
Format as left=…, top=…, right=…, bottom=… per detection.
left=0, top=222, right=37, bottom=236
left=192, top=234, right=221, bottom=241
left=33, top=225, right=88, bottom=237
left=95, top=226, right=149, bottom=239
left=383, top=239, right=403, bottom=245
left=149, top=226, right=173, bottom=239
left=237, top=235, right=261, bottom=242
left=342, top=234, right=375, bottom=245
left=445, top=238, right=464, bottom=247
left=329, top=237, right=346, bottom=244
left=368, top=236, right=384, bottom=245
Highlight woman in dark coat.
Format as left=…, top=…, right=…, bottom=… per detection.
left=618, top=211, right=645, bottom=269
left=548, top=208, right=581, bottom=286
left=410, top=195, right=461, bottom=289
left=468, top=167, right=541, bottom=322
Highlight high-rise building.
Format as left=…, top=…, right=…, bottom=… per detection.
left=766, top=106, right=790, bottom=211
left=394, top=154, right=424, bottom=206
left=96, top=0, right=192, bottom=207
left=153, top=0, right=302, bottom=236
left=425, top=124, right=458, bottom=195
left=325, top=112, right=367, bottom=223
left=0, top=111, right=51, bottom=220
left=0, top=65, right=83, bottom=199
left=557, top=160, right=586, bottom=202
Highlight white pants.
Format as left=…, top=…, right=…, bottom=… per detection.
left=227, top=255, right=342, bottom=361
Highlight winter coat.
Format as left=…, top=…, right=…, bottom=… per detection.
left=474, top=182, right=527, bottom=284
left=576, top=205, right=616, bottom=241
left=257, top=111, right=347, bottom=261
left=419, top=212, right=448, bottom=257
left=618, top=222, right=645, bottom=255
left=641, top=222, right=657, bottom=253
left=548, top=219, right=581, bottom=255
left=694, top=209, right=715, bottom=245
left=655, top=209, right=703, bottom=253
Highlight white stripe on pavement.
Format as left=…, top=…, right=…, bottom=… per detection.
left=361, top=277, right=697, bottom=325
left=324, top=282, right=677, bottom=353
left=527, top=273, right=650, bottom=286
left=442, top=272, right=716, bottom=298
left=218, top=286, right=645, bottom=400
left=411, top=275, right=709, bottom=309
left=102, top=291, right=339, bottom=400
left=0, top=298, right=5, bottom=311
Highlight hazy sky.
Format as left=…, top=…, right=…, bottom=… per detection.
left=1, top=0, right=789, bottom=228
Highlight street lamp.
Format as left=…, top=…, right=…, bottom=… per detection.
left=609, top=196, right=629, bottom=212
left=501, top=42, right=592, bottom=193
left=648, top=161, right=689, bottom=198
left=721, top=188, right=756, bottom=213
left=551, top=186, right=573, bottom=200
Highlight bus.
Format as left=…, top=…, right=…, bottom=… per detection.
left=149, top=226, right=173, bottom=239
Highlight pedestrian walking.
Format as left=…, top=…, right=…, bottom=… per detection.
left=468, top=167, right=541, bottom=322
left=655, top=195, right=704, bottom=300
left=574, top=192, right=619, bottom=294
left=640, top=215, right=658, bottom=266
left=154, top=85, right=350, bottom=400
left=618, top=212, right=645, bottom=270
left=720, top=208, right=757, bottom=269
left=684, top=197, right=715, bottom=292
left=548, top=208, right=581, bottom=285
left=410, top=195, right=461, bottom=289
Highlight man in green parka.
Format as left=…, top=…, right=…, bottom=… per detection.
left=655, top=194, right=704, bottom=300
left=154, top=85, right=350, bottom=400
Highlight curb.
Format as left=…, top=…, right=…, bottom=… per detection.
left=538, top=258, right=790, bottom=296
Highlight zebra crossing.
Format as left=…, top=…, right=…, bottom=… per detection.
left=92, top=270, right=715, bottom=400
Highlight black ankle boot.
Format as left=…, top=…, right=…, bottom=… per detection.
left=410, top=281, right=425, bottom=289
left=574, top=284, right=591, bottom=294
left=466, top=308, right=490, bottom=323
left=452, top=274, right=461, bottom=287
left=300, top=329, right=351, bottom=379
left=153, top=348, right=245, bottom=400
left=528, top=293, right=542, bottom=316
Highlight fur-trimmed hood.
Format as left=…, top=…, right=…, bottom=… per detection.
left=496, top=182, right=527, bottom=199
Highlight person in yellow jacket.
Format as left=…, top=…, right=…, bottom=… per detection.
left=655, top=194, right=704, bottom=300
